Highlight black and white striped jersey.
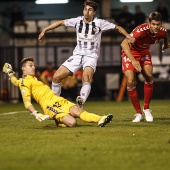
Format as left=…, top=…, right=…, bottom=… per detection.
left=64, top=16, right=116, bottom=59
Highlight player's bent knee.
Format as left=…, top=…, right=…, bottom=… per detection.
left=62, top=114, right=77, bottom=127
left=127, top=80, right=135, bottom=87
left=53, top=74, right=61, bottom=83
left=67, top=119, right=77, bottom=127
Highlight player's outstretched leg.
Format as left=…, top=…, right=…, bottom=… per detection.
left=76, top=96, right=84, bottom=108
left=98, top=114, right=113, bottom=127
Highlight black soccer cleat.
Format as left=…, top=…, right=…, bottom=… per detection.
left=98, top=114, right=113, bottom=127
left=76, top=96, right=84, bottom=108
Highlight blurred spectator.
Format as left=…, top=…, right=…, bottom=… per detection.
left=61, top=76, right=77, bottom=101
left=9, top=5, right=27, bottom=31
left=35, top=70, right=42, bottom=81
left=61, top=70, right=83, bottom=101
left=116, top=5, right=133, bottom=32
left=156, top=1, right=169, bottom=22
left=40, top=62, right=56, bottom=86
left=133, top=5, right=146, bottom=28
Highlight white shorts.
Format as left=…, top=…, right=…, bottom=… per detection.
left=62, top=55, right=97, bottom=74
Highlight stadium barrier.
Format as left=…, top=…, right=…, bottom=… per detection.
left=0, top=42, right=170, bottom=102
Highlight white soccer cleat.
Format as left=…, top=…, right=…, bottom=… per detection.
left=143, top=109, right=153, bottom=122
left=132, top=113, right=143, bottom=122
left=76, top=96, right=84, bottom=108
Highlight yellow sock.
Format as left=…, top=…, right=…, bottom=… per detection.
left=79, top=111, right=101, bottom=123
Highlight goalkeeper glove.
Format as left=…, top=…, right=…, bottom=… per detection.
left=31, top=111, right=50, bottom=122
left=3, top=63, right=15, bottom=75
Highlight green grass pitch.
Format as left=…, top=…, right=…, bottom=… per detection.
left=0, top=100, right=170, bottom=170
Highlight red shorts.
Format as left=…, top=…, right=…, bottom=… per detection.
left=121, top=50, right=152, bottom=72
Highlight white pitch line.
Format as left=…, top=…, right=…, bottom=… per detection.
left=0, top=111, right=29, bottom=115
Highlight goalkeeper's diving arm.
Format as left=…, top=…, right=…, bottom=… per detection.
left=2, top=63, right=49, bottom=122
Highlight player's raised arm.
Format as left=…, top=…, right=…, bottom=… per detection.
left=38, top=20, right=65, bottom=41
left=2, top=63, right=19, bottom=86
left=115, top=25, right=135, bottom=44
left=121, top=39, right=142, bottom=72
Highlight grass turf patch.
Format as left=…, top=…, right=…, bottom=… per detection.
left=0, top=100, right=170, bottom=170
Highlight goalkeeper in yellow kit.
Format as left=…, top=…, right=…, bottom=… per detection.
left=3, top=57, right=113, bottom=127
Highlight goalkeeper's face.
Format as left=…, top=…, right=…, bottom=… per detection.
left=22, top=61, right=35, bottom=76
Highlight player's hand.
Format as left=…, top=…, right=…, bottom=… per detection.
left=132, top=60, right=142, bottom=72
left=31, top=110, right=50, bottom=122
left=38, top=31, right=45, bottom=41
left=36, top=113, right=50, bottom=122
left=162, top=44, right=170, bottom=52
left=3, top=63, right=15, bottom=75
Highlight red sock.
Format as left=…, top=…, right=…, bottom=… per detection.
left=144, top=81, right=153, bottom=110
left=127, top=87, right=142, bottom=114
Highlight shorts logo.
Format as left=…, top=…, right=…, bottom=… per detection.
left=67, top=58, right=73, bottom=62
left=141, top=55, right=150, bottom=61
left=126, top=64, right=129, bottom=68
left=53, top=102, right=61, bottom=108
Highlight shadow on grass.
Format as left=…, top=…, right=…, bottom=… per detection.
left=32, top=123, right=97, bottom=130
left=154, top=118, right=170, bottom=121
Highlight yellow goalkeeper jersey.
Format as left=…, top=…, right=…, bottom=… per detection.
left=11, top=75, right=56, bottom=109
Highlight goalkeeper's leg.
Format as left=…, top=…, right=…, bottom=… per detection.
left=54, top=113, right=77, bottom=127
left=45, top=108, right=77, bottom=127
left=69, top=106, right=113, bottom=127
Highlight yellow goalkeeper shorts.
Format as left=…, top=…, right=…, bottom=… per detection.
left=42, top=96, right=76, bottom=122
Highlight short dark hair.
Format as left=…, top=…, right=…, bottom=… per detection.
left=20, top=57, right=34, bottom=68
left=149, top=12, right=163, bottom=22
left=83, top=0, right=98, bottom=11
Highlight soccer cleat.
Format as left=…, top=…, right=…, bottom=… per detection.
left=76, top=96, right=84, bottom=108
left=132, top=113, right=143, bottom=122
left=143, top=109, right=153, bottom=122
left=98, top=114, right=113, bottom=127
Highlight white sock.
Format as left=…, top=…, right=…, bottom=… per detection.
left=80, top=82, right=91, bottom=103
left=52, top=82, right=61, bottom=96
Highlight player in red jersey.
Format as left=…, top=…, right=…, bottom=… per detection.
left=121, top=12, right=170, bottom=122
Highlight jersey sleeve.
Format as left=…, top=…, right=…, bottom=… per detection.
left=160, top=27, right=168, bottom=38
left=19, top=78, right=32, bottom=109
left=131, top=25, right=146, bottom=39
left=20, top=86, right=32, bottom=109
left=100, top=19, right=116, bottom=31
left=10, top=76, right=19, bottom=87
left=64, top=17, right=79, bottom=27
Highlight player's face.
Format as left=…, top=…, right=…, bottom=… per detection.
left=22, top=61, right=35, bottom=76
left=83, top=5, right=96, bottom=22
left=149, top=20, right=162, bottom=34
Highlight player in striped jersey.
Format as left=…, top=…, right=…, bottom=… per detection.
left=3, top=57, right=113, bottom=127
left=38, top=0, right=134, bottom=108
left=121, top=12, right=170, bottom=122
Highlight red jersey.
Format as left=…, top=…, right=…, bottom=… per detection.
left=121, top=23, right=167, bottom=72
left=130, top=23, right=167, bottom=51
